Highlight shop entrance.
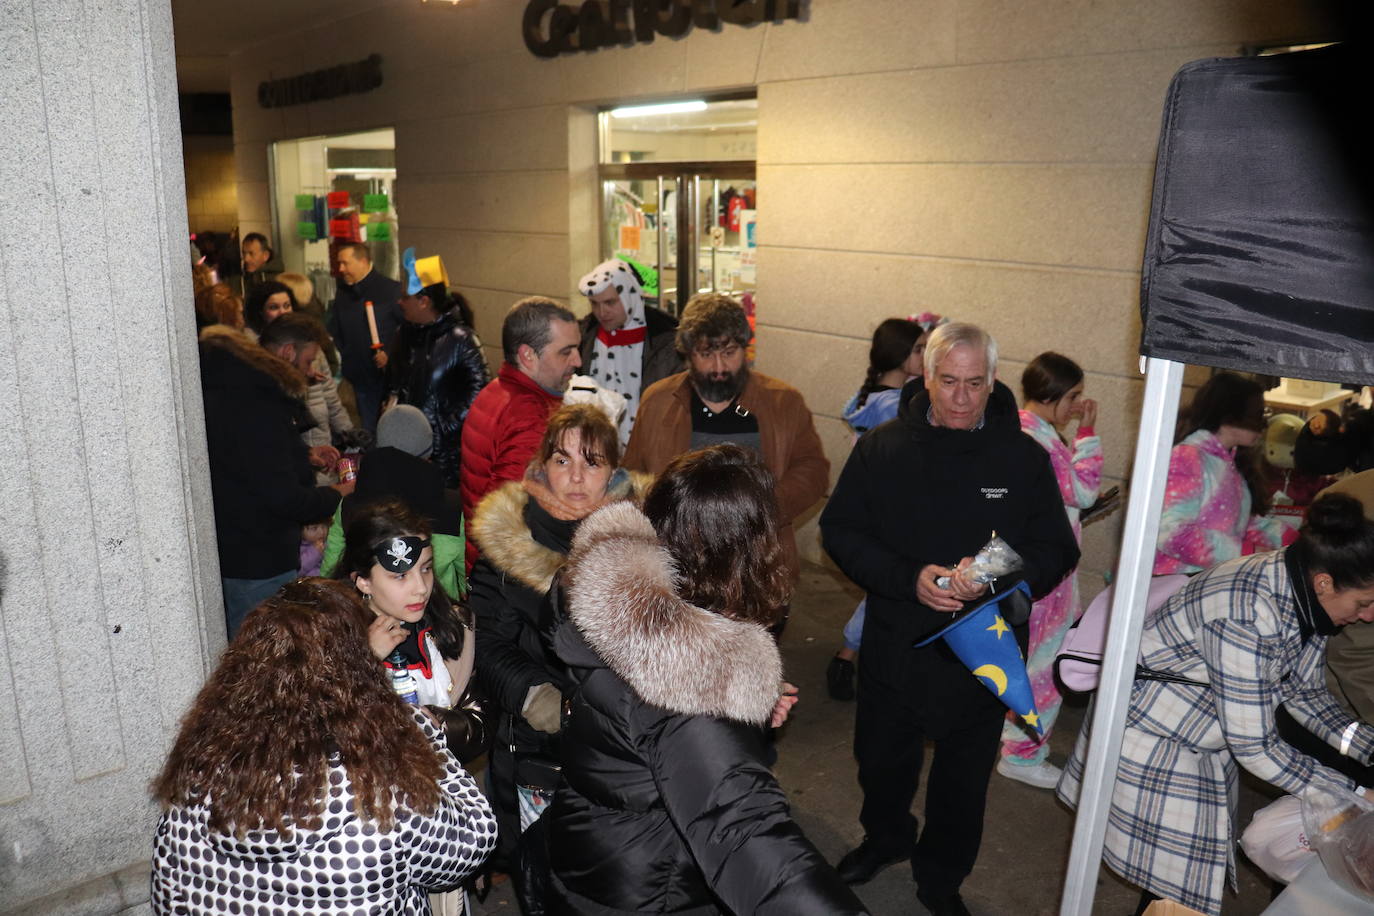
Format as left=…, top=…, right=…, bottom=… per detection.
left=269, top=127, right=397, bottom=305
left=599, top=98, right=756, bottom=314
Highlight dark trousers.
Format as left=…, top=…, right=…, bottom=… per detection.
left=854, top=645, right=1005, bottom=898
left=488, top=742, right=521, bottom=867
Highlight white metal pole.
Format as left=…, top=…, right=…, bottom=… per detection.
left=1060, top=356, right=1185, bottom=915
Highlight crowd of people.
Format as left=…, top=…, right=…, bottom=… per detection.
left=150, top=236, right=1374, bottom=916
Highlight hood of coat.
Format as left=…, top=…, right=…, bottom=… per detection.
left=563, top=501, right=783, bottom=725
left=199, top=324, right=308, bottom=399
left=471, top=469, right=651, bottom=595
left=898, top=377, right=1021, bottom=445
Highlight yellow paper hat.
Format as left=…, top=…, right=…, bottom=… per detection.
left=415, top=255, right=448, bottom=289
left=403, top=247, right=450, bottom=294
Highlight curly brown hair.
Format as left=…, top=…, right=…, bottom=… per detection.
left=152, top=578, right=444, bottom=836
left=194, top=282, right=243, bottom=330
left=674, top=292, right=751, bottom=357
left=643, top=445, right=791, bottom=625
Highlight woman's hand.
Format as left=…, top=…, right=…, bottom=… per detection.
left=771, top=682, right=799, bottom=728
left=1078, top=397, right=1098, bottom=428
left=368, top=614, right=407, bottom=660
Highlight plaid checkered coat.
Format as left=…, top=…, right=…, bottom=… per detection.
left=1058, top=550, right=1374, bottom=915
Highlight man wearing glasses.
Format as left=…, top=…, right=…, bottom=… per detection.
left=624, top=293, right=829, bottom=607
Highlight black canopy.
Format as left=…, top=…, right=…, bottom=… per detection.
left=1139, top=44, right=1374, bottom=384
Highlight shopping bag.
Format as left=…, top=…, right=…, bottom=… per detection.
left=1241, top=795, right=1316, bottom=884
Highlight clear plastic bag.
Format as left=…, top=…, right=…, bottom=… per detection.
left=1301, top=781, right=1374, bottom=899
left=936, top=532, right=1024, bottom=589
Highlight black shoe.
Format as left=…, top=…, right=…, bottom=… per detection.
left=835, top=837, right=910, bottom=885
left=827, top=654, right=856, bottom=701
left=917, top=889, right=972, bottom=916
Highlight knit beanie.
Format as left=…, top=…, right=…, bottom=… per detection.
left=376, top=404, right=434, bottom=458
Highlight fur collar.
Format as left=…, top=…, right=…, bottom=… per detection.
left=471, top=470, right=651, bottom=595
left=565, top=502, right=782, bottom=725
left=199, top=325, right=307, bottom=398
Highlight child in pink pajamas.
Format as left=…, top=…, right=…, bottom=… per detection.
left=1154, top=372, right=1295, bottom=577
left=998, top=353, right=1102, bottom=788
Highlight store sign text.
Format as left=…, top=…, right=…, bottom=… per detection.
left=523, top=0, right=802, bottom=58
left=258, top=55, right=383, bottom=109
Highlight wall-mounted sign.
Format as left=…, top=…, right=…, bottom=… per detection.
left=258, top=55, right=383, bottom=109
left=523, top=0, right=802, bottom=58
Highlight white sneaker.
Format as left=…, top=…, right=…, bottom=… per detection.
left=997, top=757, right=1062, bottom=789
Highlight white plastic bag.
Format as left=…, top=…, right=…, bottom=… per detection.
left=1241, top=795, right=1315, bottom=884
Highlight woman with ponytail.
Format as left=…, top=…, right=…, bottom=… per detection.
left=1059, top=493, right=1374, bottom=915
left=827, top=313, right=945, bottom=700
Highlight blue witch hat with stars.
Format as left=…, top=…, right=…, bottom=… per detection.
left=914, top=580, right=1042, bottom=734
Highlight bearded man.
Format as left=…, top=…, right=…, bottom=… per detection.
left=623, top=292, right=828, bottom=590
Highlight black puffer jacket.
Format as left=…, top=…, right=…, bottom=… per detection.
left=545, top=503, right=868, bottom=916
left=386, top=310, right=490, bottom=488
left=199, top=327, right=340, bottom=578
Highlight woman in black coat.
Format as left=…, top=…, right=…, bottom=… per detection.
left=546, top=445, right=867, bottom=915
left=467, top=404, right=650, bottom=908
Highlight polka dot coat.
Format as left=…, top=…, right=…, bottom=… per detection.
left=150, top=709, right=497, bottom=915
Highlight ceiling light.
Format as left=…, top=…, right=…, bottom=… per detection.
left=609, top=101, right=708, bottom=118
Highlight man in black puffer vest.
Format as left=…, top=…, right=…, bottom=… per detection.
left=821, top=322, right=1078, bottom=916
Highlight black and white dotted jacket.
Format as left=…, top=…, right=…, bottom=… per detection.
left=150, top=709, right=496, bottom=915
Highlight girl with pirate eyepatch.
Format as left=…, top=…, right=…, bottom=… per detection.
left=335, top=500, right=488, bottom=766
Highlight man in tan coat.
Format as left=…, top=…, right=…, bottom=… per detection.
left=624, top=293, right=829, bottom=589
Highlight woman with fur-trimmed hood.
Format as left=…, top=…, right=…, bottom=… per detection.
left=544, top=445, right=867, bottom=915
left=467, top=403, right=650, bottom=906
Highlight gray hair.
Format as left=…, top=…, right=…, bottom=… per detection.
left=923, top=322, right=998, bottom=382
left=502, top=296, right=577, bottom=364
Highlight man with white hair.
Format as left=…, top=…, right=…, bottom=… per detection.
left=577, top=258, right=680, bottom=445
left=820, top=322, right=1078, bottom=916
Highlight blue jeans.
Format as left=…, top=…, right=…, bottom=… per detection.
left=222, top=570, right=297, bottom=639
left=353, top=381, right=383, bottom=435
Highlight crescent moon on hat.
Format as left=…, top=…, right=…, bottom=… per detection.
left=972, top=664, right=1008, bottom=696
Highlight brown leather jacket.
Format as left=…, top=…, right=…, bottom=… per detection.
left=623, top=370, right=829, bottom=581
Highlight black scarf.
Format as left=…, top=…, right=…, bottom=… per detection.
left=1284, top=545, right=1338, bottom=644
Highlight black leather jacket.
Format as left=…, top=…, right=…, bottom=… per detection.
left=387, top=311, right=490, bottom=488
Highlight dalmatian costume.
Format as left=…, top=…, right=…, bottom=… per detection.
left=579, top=259, right=648, bottom=445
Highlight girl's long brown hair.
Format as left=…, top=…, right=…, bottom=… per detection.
left=152, top=578, right=444, bottom=836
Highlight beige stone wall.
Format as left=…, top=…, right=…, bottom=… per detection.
left=229, top=0, right=1333, bottom=592
left=182, top=134, right=239, bottom=234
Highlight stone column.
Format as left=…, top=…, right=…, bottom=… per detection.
left=0, top=1, right=222, bottom=912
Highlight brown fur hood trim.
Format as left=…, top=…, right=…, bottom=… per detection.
left=565, top=502, right=782, bottom=725
left=199, top=325, right=307, bottom=398
left=471, top=470, right=652, bottom=595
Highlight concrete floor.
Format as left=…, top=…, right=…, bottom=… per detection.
left=472, top=561, right=1284, bottom=915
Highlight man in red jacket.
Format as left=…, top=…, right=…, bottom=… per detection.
left=460, top=296, right=581, bottom=567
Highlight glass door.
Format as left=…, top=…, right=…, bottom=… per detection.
left=600, top=163, right=755, bottom=315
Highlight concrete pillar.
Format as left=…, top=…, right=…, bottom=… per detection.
left=0, top=1, right=222, bottom=912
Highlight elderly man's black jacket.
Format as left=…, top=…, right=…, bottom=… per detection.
left=821, top=381, right=1078, bottom=694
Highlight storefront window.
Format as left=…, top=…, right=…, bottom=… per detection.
left=269, top=128, right=398, bottom=306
